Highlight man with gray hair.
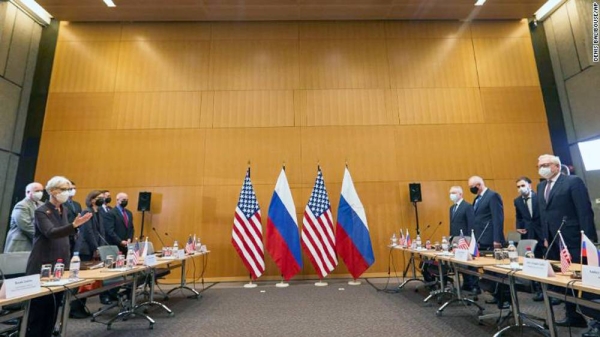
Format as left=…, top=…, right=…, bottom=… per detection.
left=449, top=186, right=474, bottom=238
left=537, top=154, right=597, bottom=328
left=4, top=182, right=44, bottom=252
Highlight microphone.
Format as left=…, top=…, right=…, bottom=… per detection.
left=98, top=233, right=110, bottom=246
left=426, top=221, right=443, bottom=241
left=544, top=216, right=568, bottom=260
left=153, top=227, right=166, bottom=247
left=477, top=222, right=490, bottom=243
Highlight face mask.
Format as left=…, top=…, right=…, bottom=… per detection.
left=105, top=197, right=112, bottom=204
left=69, top=189, right=76, bottom=197
left=518, top=186, right=530, bottom=196
left=539, top=166, right=553, bottom=179
left=449, top=194, right=459, bottom=203
left=32, top=191, right=43, bottom=202
left=55, top=190, right=69, bottom=203
left=469, top=186, right=479, bottom=195
left=120, top=200, right=128, bottom=208
left=95, top=198, right=105, bottom=207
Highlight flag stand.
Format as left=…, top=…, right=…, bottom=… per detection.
left=314, top=278, right=328, bottom=287
left=275, top=276, right=289, bottom=288
left=348, top=279, right=361, bottom=286
left=244, top=275, right=258, bottom=288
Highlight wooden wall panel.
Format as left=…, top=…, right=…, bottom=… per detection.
left=395, top=125, right=494, bottom=181
left=203, top=128, right=302, bottom=186
left=210, top=40, right=299, bottom=90
left=299, top=39, right=389, bottom=89
left=300, top=126, right=398, bottom=185
left=112, top=92, right=202, bottom=129
left=115, top=41, right=210, bottom=92
left=299, top=21, right=385, bottom=39
left=398, top=88, right=484, bottom=125
left=470, top=20, right=531, bottom=38
left=300, top=89, right=398, bottom=126
left=58, top=22, right=122, bottom=42
left=212, top=90, right=295, bottom=128
left=385, top=21, right=471, bottom=39
left=481, top=87, right=547, bottom=123
left=485, top=123, right=553, bottom=180
left=49, top=41, right=120, bottom=93
left=211, top=22, right=298, bottom=40
left=473, top=37, right=540, bottom=87
left=120, top=22, right=211, bottom=41
left=44, top=93, right=114, bottom=131
left=387, top=38, right=479, bottom=88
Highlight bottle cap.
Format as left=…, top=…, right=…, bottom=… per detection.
left=74, top=252, right=79, bottom=256
left=57, top=259, right=63, bottom=262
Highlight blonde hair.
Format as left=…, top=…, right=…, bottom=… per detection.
left=45, top=176, right=70, bottom=193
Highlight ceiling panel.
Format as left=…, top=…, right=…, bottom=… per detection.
left=37, top=0, right=547, bottom=22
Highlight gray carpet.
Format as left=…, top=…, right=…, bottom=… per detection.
left=63, top=279, right=589, bottom=337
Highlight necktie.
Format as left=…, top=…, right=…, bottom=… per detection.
left=544, top=180, right=553, bottom=202
left=523, top=197, right=532, bottom=217
left=122, top=209, right=129, bottom=228
left=473, top=196, right=480, bottom=211
left=453, top=204, right=458, bottom=214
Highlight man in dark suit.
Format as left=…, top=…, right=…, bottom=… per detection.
left=64, top=181, right=83, bottom=257
left=104, top=192, right=134, bottom=254
left=537, top=154, right=597, bottom=328
left=449, top=186, right=478, bottom=292
left=468, top=176, right=505, bottom=250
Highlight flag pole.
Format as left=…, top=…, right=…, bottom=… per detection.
left=581, top=230, right=584, bottom=265
left=276, top=275, right=289, bottom=288
left=244, top=274, right=257, bottom=288
left=315, top=277, right=327, bottom=287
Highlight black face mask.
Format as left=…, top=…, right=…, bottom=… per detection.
left=105, top=197, right=112, bottom=204
left=469, top=186, right=479, bottom=195
left=120, top=200, right=128, bottom=208
left=95, top=198, right=105, bottom=207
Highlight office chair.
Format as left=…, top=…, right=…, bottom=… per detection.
left=92, top=245, right=128, bottom=321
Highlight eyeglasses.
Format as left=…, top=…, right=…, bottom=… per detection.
left=538, top=163, right=553, bottom=168
left=57, top=187, right=71, bottom=192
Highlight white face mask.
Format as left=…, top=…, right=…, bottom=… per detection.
left=539, top=166, right=553, bottom=179
left=69, top=188, right=76, bottom=197
left=518, top=186, right=530, bottom=196
left=449, top=193, right=459, bottom=203
left=55, top=190, right=70, bottom=203
left=31, top=191, right=43, bottom=202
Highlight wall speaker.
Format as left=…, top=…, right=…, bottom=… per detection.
left=409, top=183, right=422, bottom=203
left=138, top=191, right=151, bottom=211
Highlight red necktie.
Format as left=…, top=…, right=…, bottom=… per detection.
left=122, top=209, right=129, bottom=228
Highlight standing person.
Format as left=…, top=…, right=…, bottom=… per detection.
left=537, top=154, right=597, bottom=327
left=64, top=180, right=82, bottom=257
left=448, top=186, right=478, bottom=293
left=25, top=176, right=92, bottom=337
left=105, top=192, right=134, bottom=254
left=4, top=182, right=44, bottom=252
left=514, top=176, right=544, bottom=301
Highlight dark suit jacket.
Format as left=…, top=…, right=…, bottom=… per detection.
left=64, top=198, right=82, bottom=256
left=76, top=207, right=106, bottom=258
left=472, top=189, right=505, bottom=249
left=26, top=202, right=77, bottom=275
left=538, top=174, right=597, bottom=262
left=104, top=206, right=134, bottom=253
left=514, top=192, right=542, bottom=241
left=449, top=200, right=475, bottom=238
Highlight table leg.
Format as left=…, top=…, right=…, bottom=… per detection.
left=166, top=258, right=200, bottom=299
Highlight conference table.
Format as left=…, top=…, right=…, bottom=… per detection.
left=161, top=251, right=210, bottom=299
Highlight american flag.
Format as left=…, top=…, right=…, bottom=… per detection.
left=457, top=230, right=469, bottom=250
left=132, top=240, right=140, bottom=266
left=232, top=168, right=265, bottom=280
left=185, top=235, right=195, bottom=254
left=398, top=230, right=405, bottom=246
left=558, top=231, right=571, bottom=274
left=301, top=167, right=337, bottom=279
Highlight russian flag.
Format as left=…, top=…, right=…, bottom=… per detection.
left=335, top=167, right=374, bottom=279
left=581, top=232, right=599, bottom=267
left=266, top=168, right=302, bottom=281
left=469, top=229, right=479, bottom=257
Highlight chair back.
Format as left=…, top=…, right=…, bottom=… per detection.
left=517, top=239, right=538, bottom=257
left=0, top=252, right=30, bottom=277
left=97, top=245, right=119, bottom=261
left=506, top=231, right=521, bottom=243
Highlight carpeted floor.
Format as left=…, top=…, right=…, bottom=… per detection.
left=63, top=278, right=589, bottom=337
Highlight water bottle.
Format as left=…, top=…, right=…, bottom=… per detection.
left=126, top=249, right=135, bottom=268
left=525, top=246, right=535, bottom=259
left=390, top=233, right=398, bottom=246
left=68, top=252, right=81, bottom=280
left=173, top=240, right=179, bottom=253
left=508, top=241, right=519, bottom=269
left=441, top=236, right=449, bottom=253
left=195, top=238, right=202, bottom=253
left=425, top=239, right=431, bottom=250
left=415, top=234, right=422, bottom=250
left=53, top=259, right=65, bottom=280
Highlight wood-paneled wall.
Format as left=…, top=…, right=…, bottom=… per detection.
left=36, top=20, right=552, bottom=281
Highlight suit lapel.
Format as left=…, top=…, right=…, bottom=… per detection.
left=546, top=175, right=563, bottom=207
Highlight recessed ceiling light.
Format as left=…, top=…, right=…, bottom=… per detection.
left=103, top=0, right=116, bottom=7
left=474, top=0, right=486, bottom=6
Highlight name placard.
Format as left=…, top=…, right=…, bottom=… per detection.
left=454, top=249, right=471, bottom=262
left=176, top=249, right=186, bottom=259
left=582, top=265, right=600, bottom=288
left=3, top=274, right=41, bottom=299
left=144, top=254, right=158, bottom=266
left=522, top=258, right=555, bottom=278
